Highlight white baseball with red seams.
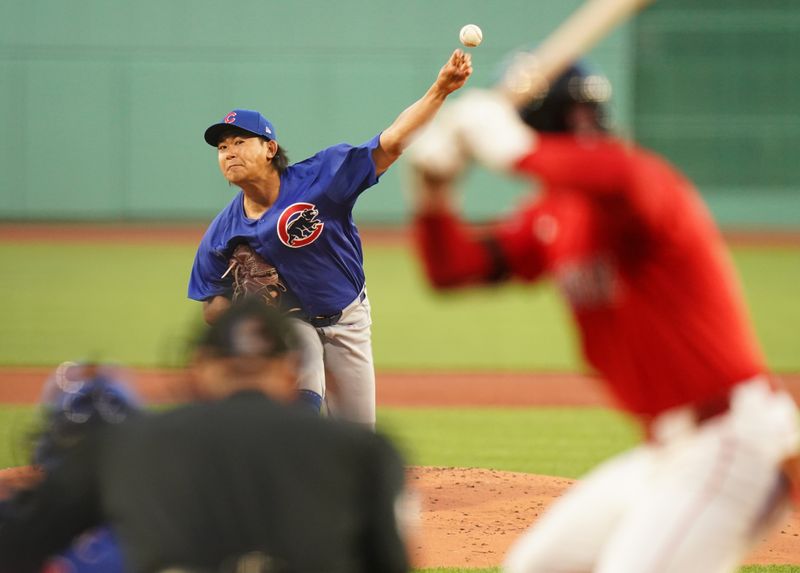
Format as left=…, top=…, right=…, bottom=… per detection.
left=459, top=24, right=483, bottom=48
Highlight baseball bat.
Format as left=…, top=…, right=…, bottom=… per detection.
left=498, top=0, right=654, bottom=108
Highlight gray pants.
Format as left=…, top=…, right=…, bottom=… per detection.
left=290, top=293, right=376, bottom=426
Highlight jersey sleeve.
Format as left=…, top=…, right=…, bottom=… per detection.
left=316, top=133, right=383, bottom=205
left=187, top=233, right=233, bottom=301
left=413, top=205, right=547, bottom=289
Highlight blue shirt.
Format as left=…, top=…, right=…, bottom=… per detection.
left=188, top=134, right=381, bottom=317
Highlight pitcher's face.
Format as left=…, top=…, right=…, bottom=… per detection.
left=217, top=134, right=273, bottom=185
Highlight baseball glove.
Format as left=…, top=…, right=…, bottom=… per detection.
left=225, top=244, right=287, bottom=306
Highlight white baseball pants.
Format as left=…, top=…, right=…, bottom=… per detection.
left=290, top=293, right=376, bottom=427
left=504, top=378, right=800, bottom=573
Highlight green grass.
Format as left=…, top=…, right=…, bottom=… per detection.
left=0, top=243, right=200, bottom=367
left=734, top=248, right=800, bottom=372
left=740, top=568, right=800, bottom=572
left=0, top=242, right=797, bottom=370
left=0, top=405, right=39, bottom=468
left=366, top=247, right=578, bottom=371
left=739, top=568, right=800, bottom=573
left=378, top=407, right=640, bottom=478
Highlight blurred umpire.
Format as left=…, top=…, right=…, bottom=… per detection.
left=0, top=299, right=410, bottom=573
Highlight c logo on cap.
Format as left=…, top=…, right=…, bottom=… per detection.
left=224, top=112, right=237, bottom=124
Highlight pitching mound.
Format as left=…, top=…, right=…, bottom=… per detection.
left=407, top=466, right=573, bottom=568
left=407, top=466, right=800, bottom=568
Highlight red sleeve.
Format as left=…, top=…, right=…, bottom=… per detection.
left=413, top=212, right=494, bottom=288
left=413, top=206, right=547, bottom=289
left=514, top=134, right=635, bottom=196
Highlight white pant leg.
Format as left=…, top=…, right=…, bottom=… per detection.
left=597, top=421, right=789, bottom=573
left=504, top=447, right=655, bottom=573
left=289, top=317, right=325, bottom=400
left=319, top=295, right=376, bottom=427
left=597, top=380, right=798, bottom=573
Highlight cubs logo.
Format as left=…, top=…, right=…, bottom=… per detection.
left=223, top=111, right=237, bottom=124
left=277, top=202, right=324, bottom=248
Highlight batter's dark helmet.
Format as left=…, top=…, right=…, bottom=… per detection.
left=516, top=61, right=612, bottom=133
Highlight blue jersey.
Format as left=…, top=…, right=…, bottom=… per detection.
left=188, top=134, right=382, bottom=317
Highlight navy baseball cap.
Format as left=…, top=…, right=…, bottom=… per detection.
left=204, top=109, right=277, bottom=147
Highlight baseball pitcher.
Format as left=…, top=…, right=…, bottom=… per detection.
left=189, top=50, right=473, bottom=426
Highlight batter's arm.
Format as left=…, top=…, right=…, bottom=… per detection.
left=373, top=50, right=472, bottom=176
left=412, top=171, right=494, bottom=287
left=414, top=171, right=548, bottom=288
left=411, top=165, right=550, bottom=287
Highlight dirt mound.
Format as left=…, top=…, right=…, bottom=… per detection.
left=407, top=466, right=573, bottom=568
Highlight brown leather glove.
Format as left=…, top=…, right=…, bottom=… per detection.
left=225, top=244, right=287, bottom=307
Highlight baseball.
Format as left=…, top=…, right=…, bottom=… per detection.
left=459, top=24, right=483, bottom=48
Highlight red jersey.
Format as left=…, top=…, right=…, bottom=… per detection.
left=415, top=134, right=764, bottom=418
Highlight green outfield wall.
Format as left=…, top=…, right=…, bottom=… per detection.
left=0, top=0, right=797, bottom=227
left=632, top=0, right=800, bottom=228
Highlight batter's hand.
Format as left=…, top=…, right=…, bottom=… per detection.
left=434, top=50, right=473, bottom=97
left=407, top=89, right=535, bottom=179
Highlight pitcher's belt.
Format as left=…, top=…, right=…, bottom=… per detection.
left=298, top=290, right=367, bottom=328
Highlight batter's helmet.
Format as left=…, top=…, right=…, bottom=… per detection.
left=513, top=60, right=612, bottom=133
left=34, top=362, right=142, bottom=469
